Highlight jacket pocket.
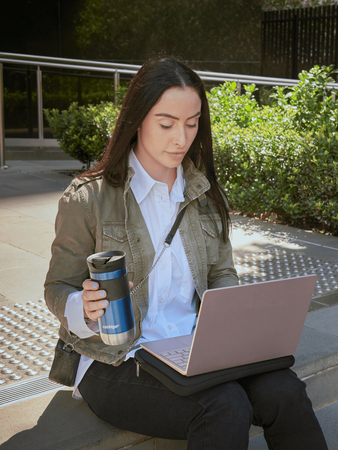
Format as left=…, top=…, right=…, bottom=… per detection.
left=102, top=222, right=134, bottom=274
left=200, top=215, right=222, bottom=265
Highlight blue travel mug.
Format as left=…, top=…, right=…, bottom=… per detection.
left=86, top=251, right=135, bottom=346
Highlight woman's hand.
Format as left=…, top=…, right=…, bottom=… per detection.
left=82, top=279, right=134, bottom=322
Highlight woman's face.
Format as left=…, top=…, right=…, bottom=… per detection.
left=134, top=86, right=201, bottom=183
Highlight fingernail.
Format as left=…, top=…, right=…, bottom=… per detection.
left=100, top=291, right=105, bottom=297
left=99, top=310, right=103, bottom=315
left=93, top=283, right=98, bottom=289
left=103, top=301, right=108, bottom=307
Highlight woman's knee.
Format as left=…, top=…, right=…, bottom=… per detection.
left=191, top=381, right=254, bottom=426
left=239, top=369, right=310, bottom=426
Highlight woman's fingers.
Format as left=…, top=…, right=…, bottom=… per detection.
left=82, top=279, right=99, bottom=291
left=83, top=296, right=108, bottom=321
left=82, top=279, right=134, bottom=322
left=82, top=279, right=108, bottom=321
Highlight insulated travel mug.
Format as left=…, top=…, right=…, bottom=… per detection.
left=86, top=251, right=135, bottom=346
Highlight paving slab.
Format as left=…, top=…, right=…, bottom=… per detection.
left=305, top=304, right=338, bottom=337
left=1, top=160, right=83, bottom=174
left=293, top=326, right=338, bottom=378
left=0, top=209, right=55, bottom=258
left=232, top=216, right=338, bottom=262
left=0, top=259, right=49, bottom=303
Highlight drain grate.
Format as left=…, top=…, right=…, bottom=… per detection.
left=0, top=375, right=63, bottom=409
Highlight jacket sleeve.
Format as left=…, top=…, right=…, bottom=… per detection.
left=207, top=234, right=239, bottom=290
left=44, top=182, right=96, bottom=332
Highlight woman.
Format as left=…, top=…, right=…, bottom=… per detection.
left=45, top=57, right=327, bottom=450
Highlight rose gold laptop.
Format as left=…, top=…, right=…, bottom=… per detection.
left=141, top=275, right=317, bottom=376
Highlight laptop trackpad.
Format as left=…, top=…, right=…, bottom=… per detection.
left=142, top=334, right=194, bottom=353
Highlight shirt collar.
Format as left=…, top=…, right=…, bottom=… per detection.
left=129, top=150, right=185, bottom=205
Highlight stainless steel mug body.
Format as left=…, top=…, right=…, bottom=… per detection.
left=86, top=251, right=135, bottom=346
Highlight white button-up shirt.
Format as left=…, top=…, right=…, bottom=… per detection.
left=65, top=150, right=196, bottom=398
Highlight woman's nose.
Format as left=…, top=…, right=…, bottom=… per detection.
left=175, top=126, right=187, bottom=147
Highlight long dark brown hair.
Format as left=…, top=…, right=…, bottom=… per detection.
left=79, top=57, right=231, bottom=241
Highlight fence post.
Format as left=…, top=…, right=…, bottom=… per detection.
left=291, top=11, right=299, bottom=79
left=37, top=66, right=44, bottom=140
left=114, top=70, right=120, bottom=106
left=237, top=81, right=241, bottom=95
left=0, top=63, right=7, bottom=169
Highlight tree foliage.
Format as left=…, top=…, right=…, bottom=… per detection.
left=262, top=0, right=338, bottom=10
left=74, top=0, right=261, bottom=73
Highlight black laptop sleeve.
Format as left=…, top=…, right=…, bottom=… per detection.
left=134, top=350, right=295, bottom=396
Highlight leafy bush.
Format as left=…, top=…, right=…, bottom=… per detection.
left=44, top=102, right=119, bottom=168
left=209, top=66, right=338, bottom=235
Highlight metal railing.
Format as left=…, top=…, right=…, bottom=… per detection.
left=1, top=52, right=338, bottom=169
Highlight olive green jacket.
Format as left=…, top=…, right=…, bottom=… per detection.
left=44, top=159, right=238, bottom=365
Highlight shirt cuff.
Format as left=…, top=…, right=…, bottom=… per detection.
left=64, top=290, right=99, bottom=338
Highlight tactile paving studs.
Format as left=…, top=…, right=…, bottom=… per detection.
left=8, top=345, right=19, bottom=350
left=17, top=364, right=29, bottom=370
left=0, top=300, right=61, bottom=386
left=8, top=332, right=18, bottom=338
left=31, top=346, right=42, bottom=352
left=9, top=374, right=21, bottom=380
left=33, top=360, right=44, bottom=366
left=9, top=359, right=20, bottom=364
left=235, top=249, right=338, bottom=298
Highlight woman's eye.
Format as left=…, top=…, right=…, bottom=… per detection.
left=160, top=124, right=172, bottom=129
left=187, top=123, right=197, bottom=128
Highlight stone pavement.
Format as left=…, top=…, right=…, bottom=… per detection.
left=0, top=160, right=337, bottom=449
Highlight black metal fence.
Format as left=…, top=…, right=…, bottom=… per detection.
left=262, top=5, right=338, bottom=80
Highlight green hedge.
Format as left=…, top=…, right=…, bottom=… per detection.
left=209, top=65, right=338, bottom=234
left=44, top=101, right=119, bottom=168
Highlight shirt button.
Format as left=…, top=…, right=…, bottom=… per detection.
left=159, top=298, right=164, bottom=304
left=161, top=265, right=166, bottom=270
left=167, top=325, right=172, bottom=330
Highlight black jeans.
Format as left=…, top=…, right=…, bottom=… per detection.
left=78, top=359, right=328, bottom=450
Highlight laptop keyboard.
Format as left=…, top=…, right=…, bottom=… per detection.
left=160, top=347, right=191, bottom=370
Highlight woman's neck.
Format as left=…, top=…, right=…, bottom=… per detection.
left=133, top=151, right=178, bottom=193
